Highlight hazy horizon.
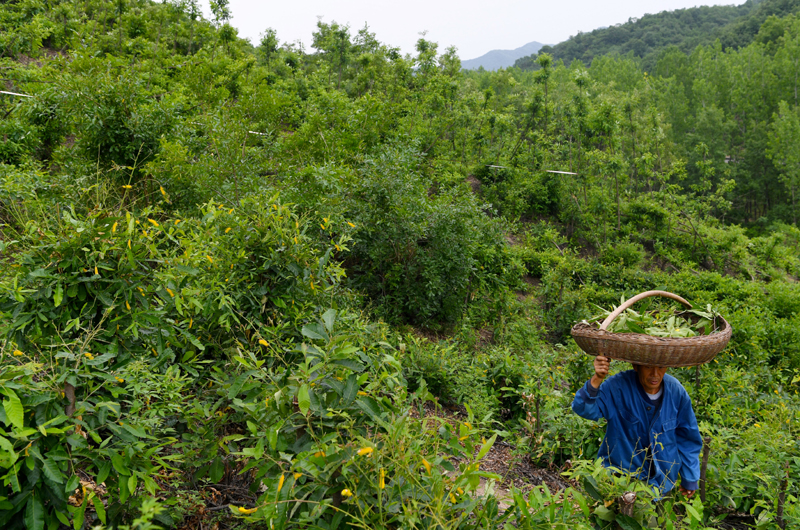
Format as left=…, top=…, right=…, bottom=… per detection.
left=200, top=0, right=747, bottom=59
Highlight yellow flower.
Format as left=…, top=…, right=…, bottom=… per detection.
left=293, top=472, right=302, bottom=480
left=188, top=318, right=193, bottom=329
left=379, top=468, right=385, bottom=490
left=320, top=224, right=325, bottom=230
left=174, top=219, right=180, bottom=225
left=464, top=422, right=472, bottom=430
left=277, top=474, right=285, bottom=493
left=148, top=219, right=159, bottom=227
left=127, top=239, right=131, bottom=249
left=225, top=227, right=232, bottom=233
left=357, top=391, right=368, bottom=396
left=457, top=487, right=463, bottom=495
left=458, top=435, right=468, bottom=442
left=160, top=186, right=166, bottom=196
left=754, top=423, right=761, bottom=428
left=237, top=506, right=257, bottom=514
left=84, top=352, right=94, bottom=360
left=421, top=459, right=431, bottom=474
left=206, top=255, right=213, bottom=263
left=94, top=266, right=99, bottom=276
left=357, top=447, right=374, bottom=457
left=115, top=377, right=124, bottom=383
left=13, top=350, right=23, bottom=357
left=258, top=339, right=268, bottom=347
left=313, top=451, right=325, bottom=458
left=112, top=222, right=118, bottom=233
left=122, top=185, right=132, bottom=189
left=229, top=208, right=234, bottom=214
left=341, top=488, right=353, bottom=498
left=164, top=288, right=174, bottom=297
left=126, top=301, right=131, bottom=310
left=347, top=222, right=355, bottom=228
left=449, top=493, right=456, bottom=503
left=335, top=244, right=340, bottom=251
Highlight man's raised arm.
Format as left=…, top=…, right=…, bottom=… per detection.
left=571, top=355, right=610, bottom=421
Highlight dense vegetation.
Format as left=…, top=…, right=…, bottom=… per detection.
left=515, top=0, right=800, bottom=71
left=1, top=1, right=799, bottom=529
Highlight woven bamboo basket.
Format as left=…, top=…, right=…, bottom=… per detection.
left=571, top=290, right=732, bottom=367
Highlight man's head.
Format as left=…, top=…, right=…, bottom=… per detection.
left=632, top=364, right=668, bottom=394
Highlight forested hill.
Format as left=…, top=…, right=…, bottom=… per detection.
left=515, top=0, right=800, bottom=70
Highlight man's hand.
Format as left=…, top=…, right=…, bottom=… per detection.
left=678, top=486, right=695, bottom=498
left=590, top=356, right=610, bottom=389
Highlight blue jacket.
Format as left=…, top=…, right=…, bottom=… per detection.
left=571, top=370, right=702, bottom=493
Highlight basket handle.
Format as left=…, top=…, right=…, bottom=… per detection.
left=599, top=290, right=693, bottom=331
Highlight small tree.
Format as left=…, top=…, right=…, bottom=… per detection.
left=767, top=101, right=800, bottom=225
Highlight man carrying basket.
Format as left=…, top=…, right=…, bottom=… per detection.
left=571, top=355, right=703, bottom=497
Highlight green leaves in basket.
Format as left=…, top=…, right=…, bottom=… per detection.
left=591, top=303, right=721, bottom=338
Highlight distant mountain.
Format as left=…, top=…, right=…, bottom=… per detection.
left=461, top=41, right=545, bottom=71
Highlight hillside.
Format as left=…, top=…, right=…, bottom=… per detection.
left=0, top=0, right=799, bottom=529
left=514, top=0, right=793, bottom=70
left=461, top=40, right=545, bottom=70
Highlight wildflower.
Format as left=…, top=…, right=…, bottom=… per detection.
left=457, top=487, right=464, bottom=495
left=421, top=459, right=431, bottom=474
left=115, top=377, right=124, bottom=383
left=237, top=506, right=257, bottom=514
left=84, top=352, right=94, bottom=360
left=335, top=244, right=340, bottom=251
left=174, top=219, right=180, bottom=225
left=357, top=447, right=374, bottom=457
left=229, top=208, right=234, bottom=214
left=449, top=493, right=456, bottom=503
left=112, top=222, right=118, bottom=233
left=379, top=468, right=385, bottom=489
left=313, top=451, right=325, bottom=458
left=357, top=391, right=368, bottom=396
left=754, top=423, right=761, bottom=428
left=320, top=224, right=325, bottom=230
left=13, top=350, right=23, bottom=357
left=294, top=236, right=298, bottom=244
left=188, top=318, right=193, bottom=329
left=127, top=240, right=131, bottom=249
left=126, top=301, right=131, bottom=310
left=164, top=288, right=174, bottom=298
left=277, top=474, right=285, bottom=493
left=259, top=339, right=268, bottom=347
left=148, top=219, right=159, bottom=227
left=94, top=266, right=99, bottom=276
left=206, top=255, right=213, bottom=263
left=347, top=222, right=355, bottom=228
left=225, top=227, right=232, bottom=233
left=341, top=488, right=353, bottom=498
left=122, top=185, right=132, bottom=189
left=160, top=186, right=166, bottom=196
left=464, top=422, right=472, bottom=430
left=459, top=435, right=468, bottom=442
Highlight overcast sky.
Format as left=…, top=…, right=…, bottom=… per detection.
left=200, top=0, right=746, bottom=60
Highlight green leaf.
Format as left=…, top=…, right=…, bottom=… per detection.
left=684, top=503, right=701, bottom=521
left=592, top=505, right=615, bottom=522
left=301, top=324, right=327, bottom=341
left=65, top=474, right=80, bottom=495
left=24, top=495, right=44, bottom=530
left=92, top=495, right=106, bottom=525
left=476, top=433, right=497, bottom=460
left=581, top=475, right=603, bottom=501
left=321, top=309, right=336, bottom=333
left=0, top=436, right=17, bottom=468
left=616, top=514, right=644, bottom=530
left=209, top=457, right=224, bottom=483
left=41, top=458, right=67, bottom=484
left=54, top=283, right=63, bottom=308
left=297, top=385, right=311, bottom=415
left=3, top=389, right=24, bottom=430
left=331, top=359, right=365, bottom=372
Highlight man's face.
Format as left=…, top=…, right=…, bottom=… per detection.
left=633, top=364, right=668, bottom=394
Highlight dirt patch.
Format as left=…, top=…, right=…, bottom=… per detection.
left=466, top=175, right=482, bottom=194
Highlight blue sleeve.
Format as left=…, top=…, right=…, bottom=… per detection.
left=571, top=380, right=606, bottom=421
left=675, top=391, right=703, bottom=490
